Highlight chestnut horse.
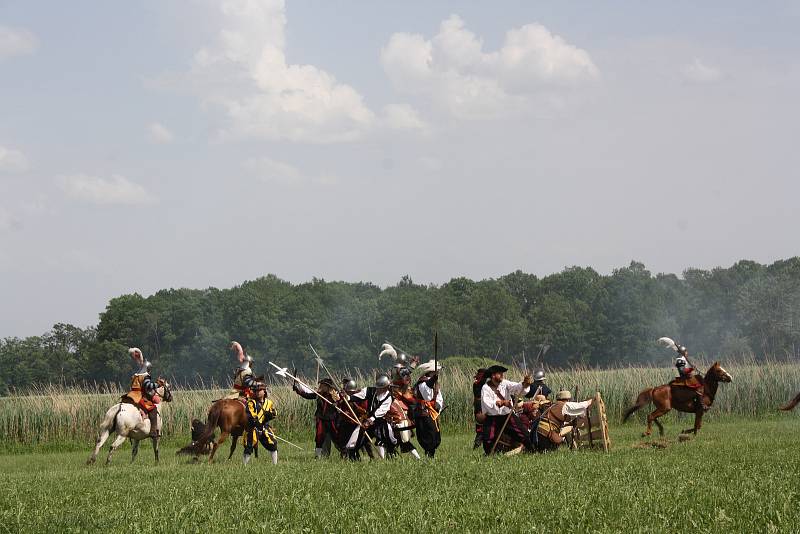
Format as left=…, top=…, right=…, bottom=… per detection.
left=623, top=362, right=732, bottom=436
left=178, top=398, right=249, bottom=462
left=779, top=392, right=800, bottom=411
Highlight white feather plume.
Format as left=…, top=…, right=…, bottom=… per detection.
left=417, top=359, right=442, bottom=373
left=128, top=347, right=144, bottom=364
left=657, top=337, right=679, bottom=352
left=378, top=344, right=397, bottom=363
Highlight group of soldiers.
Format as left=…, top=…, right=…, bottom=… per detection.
left=471, top=364, right=594, bottom=454
left=120, top=336, right=705, bottom=462
left=169, top=341, right=443, bottom=464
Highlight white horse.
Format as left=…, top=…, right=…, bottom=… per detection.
left=87, top=379, right=173, bottom=465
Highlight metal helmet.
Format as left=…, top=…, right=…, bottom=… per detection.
left=556, top=390, right=572, bottom=401
left=375, top=374, right=391, bottom=389
left=239, top=354, right=253, bottom=370
left=533, top=369, right=546, bottom=382
left=396, top=352, right=408, bottom=364
left=144, top=361, right=152, bottom=372
left=343, top=379, right=359, bottom=393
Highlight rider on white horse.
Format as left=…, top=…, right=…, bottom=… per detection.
left=122, top=347, right=160, bottom=438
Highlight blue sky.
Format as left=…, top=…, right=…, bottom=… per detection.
left=1, top=1, right=799, bottom=337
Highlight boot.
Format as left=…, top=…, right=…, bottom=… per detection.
left=148, top=410, right=159, bottom=438
left=270, top=451, right=278, bottom=465
left=243, top=453, right=252, bottom=465
left=377, top=446, right=386, bottom=459
left=314, top=448, right=323, bottom=460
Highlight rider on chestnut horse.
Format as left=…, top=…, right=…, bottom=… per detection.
left=121, top=347, right=160, bottom=438
left=660, top=337, right=706, bottom=412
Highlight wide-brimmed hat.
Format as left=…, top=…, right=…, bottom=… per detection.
left=556, top=390, right=572, bottom=401
left=485, top=364, right=508, bottom=376
left=318, top=378, right=334, bottom=387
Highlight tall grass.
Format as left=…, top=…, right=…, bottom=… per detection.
left=1, top=358, right=797, bottom=449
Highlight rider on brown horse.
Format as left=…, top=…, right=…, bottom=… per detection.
left=121, top=347, right=160, bottom=438
left=660, top=337, right=706, bottom=412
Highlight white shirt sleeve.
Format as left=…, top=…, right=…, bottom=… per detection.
left=504, top=379, right=530, bottom=397
left=418, top=382, right=434, bottom=401
left=481, top=384, right=497, bottom=415
left=562, top=400, right=592, bottom=418
left=435, top=390, right=444, bottom=412
left=295, top=382, right=314, bottom=395
left=372, top=391, right=391, bottom=420
left=350, top=388, right=367, bottom=400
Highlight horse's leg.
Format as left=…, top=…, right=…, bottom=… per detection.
left=131, top=439, right=140, bottom=463
left=645, top=408, right=669, bottom=437
left=683, top=411, right=703, bottom=434
left=151, top=436, right=160, bottom=463
left=228, top=432, right=240, bottom=460
left=88, top=428, right=110, bottom=465
left=105, top=434, right=127, bottom=465
left=209, top=431, right=229, bottom=463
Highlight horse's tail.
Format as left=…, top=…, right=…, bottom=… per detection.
left=779, top=391, right=800, bottom=411
left=622, top=388, right=654, bottom=423
left=109, top=404, right=124, bottom=434
left=177, top=403, right=221, bottom=455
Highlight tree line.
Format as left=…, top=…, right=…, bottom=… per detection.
left=2, top=258, right=800, bottom=394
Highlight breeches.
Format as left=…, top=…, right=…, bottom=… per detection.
left=482, top=414, right=531, bottom=454
left=315, top=418, right=336, bottom=450
left=415, top=414, right=441, bottom=452
left=244, top=427, right=277, bottom=454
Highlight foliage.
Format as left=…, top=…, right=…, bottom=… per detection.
left=3, top=258, right=800, bottom=392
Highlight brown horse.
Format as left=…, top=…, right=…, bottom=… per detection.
left=623, top=362, right=732, bottom=436
left=779, top=392, right=800, bottom=411
left=178, top=398, right=249, bottom=462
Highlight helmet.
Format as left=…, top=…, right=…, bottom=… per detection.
left=343, top=379, right=359, bottom=393
left=556, top=390, right=572, bottom=401
left=533, top=369, right=546, bottom=382
left=396, top=352, right=408, bottom=364
left=145, top=361, right=152, bottom=371
left=375, top=374, right=391, bottom=389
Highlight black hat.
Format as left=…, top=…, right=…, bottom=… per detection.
left=486, top=364, right=508, bottom=375
left=319, top=378, right=334, bottom=387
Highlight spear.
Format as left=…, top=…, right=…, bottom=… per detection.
left=308, top=345, right=375, bottom=443
left=268, top=361, right=361, bottom=426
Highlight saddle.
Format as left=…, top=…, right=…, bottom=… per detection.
left=669, top=375, right=704, bottom=390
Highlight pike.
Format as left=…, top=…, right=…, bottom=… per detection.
left=268, top=361, right=361, bottom=427
left=265, top=429, right=304, bottom=450
left=309, top=344, right=375, bottom=443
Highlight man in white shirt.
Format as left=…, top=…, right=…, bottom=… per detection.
left=480, top=364, right=532, bottom=454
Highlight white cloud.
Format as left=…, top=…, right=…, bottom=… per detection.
left=682, top=58, right=722, bottom=84
left=187, top=0, right=374, bottom=143
left=381, top=15, right=598, bottom=119
left=383, top=103, right=429, bottom=132
left=243, top=157, right=303, bottom=185
left=0, top=145, right=29, bottom=172
left=58, top=174, right=155, bottom=205
left=148, top=122, right=175, bottom=143
left=0, top=26, right=38, bottom=61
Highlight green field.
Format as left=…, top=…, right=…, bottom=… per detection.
left=1, top=415, right=798, bottom=533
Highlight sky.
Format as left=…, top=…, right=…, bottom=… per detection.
left=1, top=0, right=799, bottom=337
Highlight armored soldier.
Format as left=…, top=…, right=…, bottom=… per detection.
left=293, top=377, right=339, bottom=459
left=122, top=347, right=159, bottom=438
left=227, top=341, right=256, bottom=400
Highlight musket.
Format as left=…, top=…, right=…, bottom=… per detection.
left=489, top=383, right=539, bottom=455
left=268, top=361, right=361, bottom=427
left=309, top=344, right=375, bottom=443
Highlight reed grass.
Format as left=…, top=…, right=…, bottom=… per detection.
left=0, top=358, right=797, bottom=449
